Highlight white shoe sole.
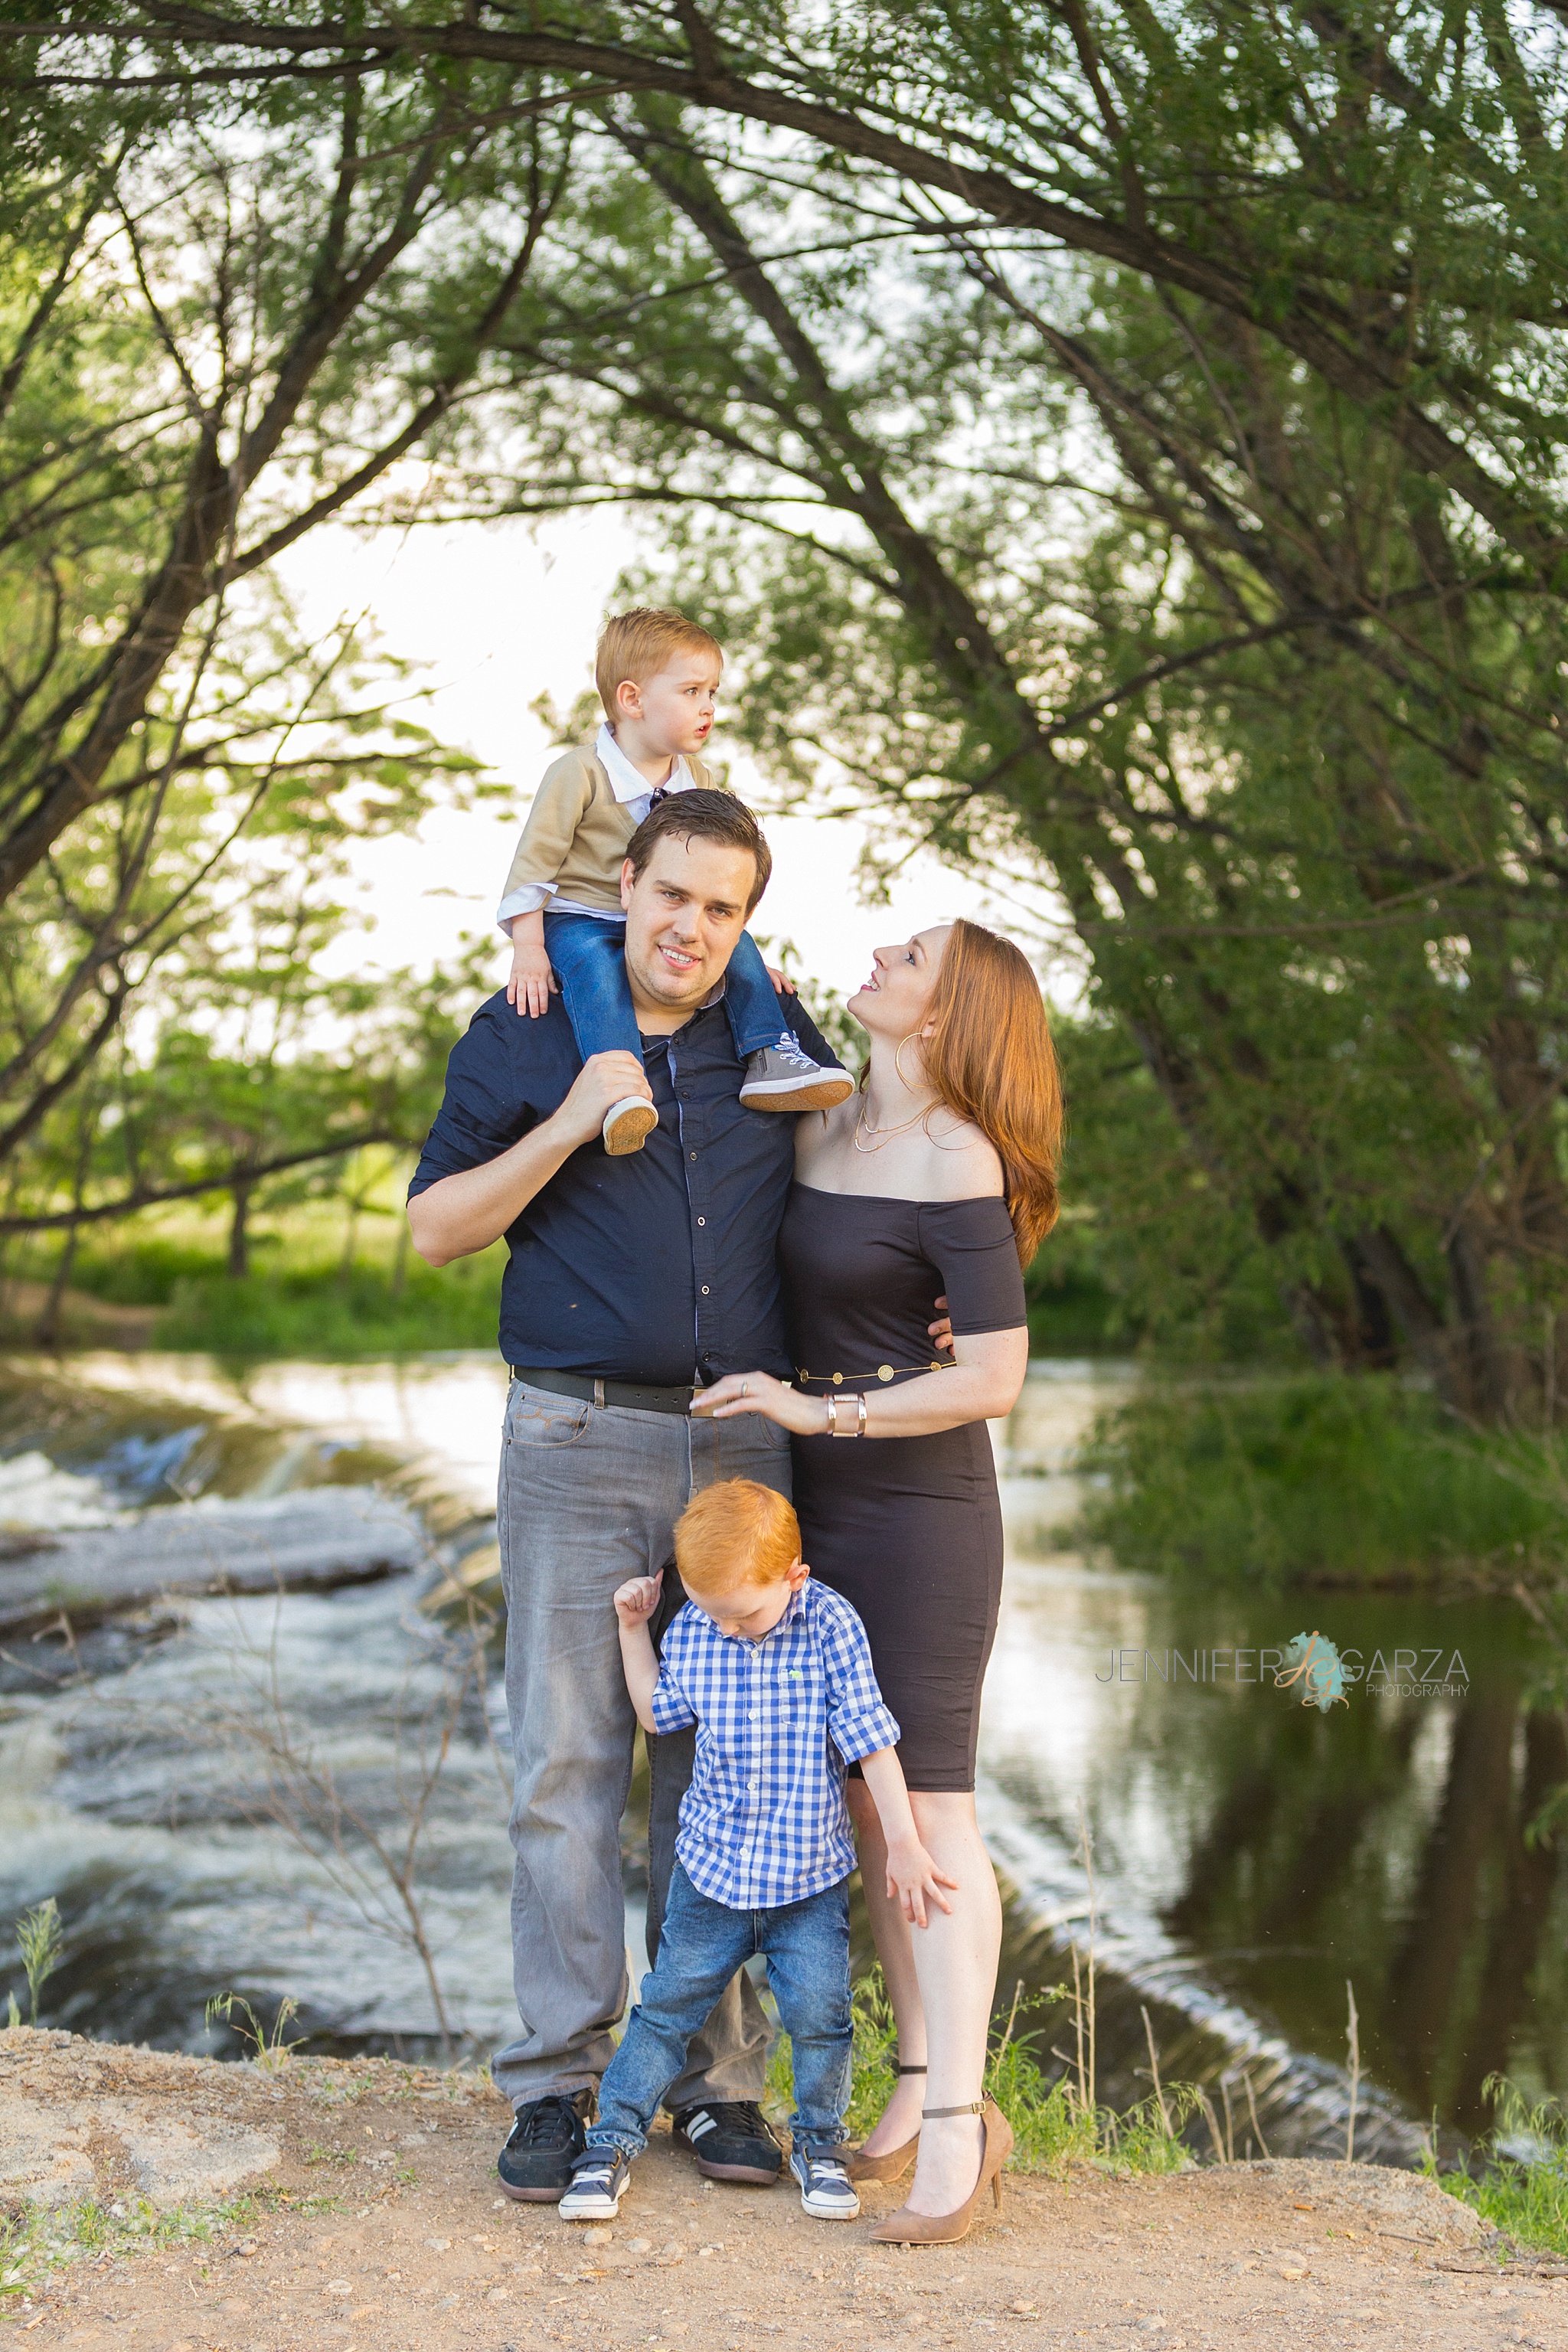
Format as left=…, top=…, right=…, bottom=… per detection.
left=799, top=2190, right=861, bottom=2220
left=560, top=2177, right=629, bottom=2220
left=603, top=1096, right=658, bottom=1155
left=739, top=1071, right=854, bottom=1112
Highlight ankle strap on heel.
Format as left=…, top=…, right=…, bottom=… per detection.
left=922, top=2101, right=984, bottom=2118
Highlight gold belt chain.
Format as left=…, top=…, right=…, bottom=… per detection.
left=795, top=1359, right=952, bottom=1387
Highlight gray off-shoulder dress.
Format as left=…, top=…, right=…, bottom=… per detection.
left=779, top=1185, right=1027, bottom=1792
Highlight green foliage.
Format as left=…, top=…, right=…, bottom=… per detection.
left=1435, top=2078, right=1568, bottom=2259
left=1080, top=1377, right=1567, bottom=1587
left=203, top=1992, right=305, bottom=2072
left=769, top=1968, right=1194, bottom=2176
left=15, top=1899, right=61, bottom=2027
left=154, top=1251, right=506, bottom=1360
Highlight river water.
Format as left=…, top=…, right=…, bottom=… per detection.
left=0, top=1351, right=1560, bottom=2166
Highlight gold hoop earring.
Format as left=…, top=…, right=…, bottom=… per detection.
left=894, top=1034, right=922, bottom=1090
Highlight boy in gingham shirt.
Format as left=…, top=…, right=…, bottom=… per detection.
left=559, top=1479, right=956, bottom=2223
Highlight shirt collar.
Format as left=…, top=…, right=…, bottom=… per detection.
left=596, top=723, right=692, bottom=806
left=702, top=1581, right=808, bottom=1649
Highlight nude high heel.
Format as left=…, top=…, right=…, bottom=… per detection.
left=867, top=2097, right=1013, bottom=2244
left=846, top=2064, right=925, bottom=2186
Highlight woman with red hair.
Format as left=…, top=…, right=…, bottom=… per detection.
left=694, top=919, right=1061, bottom=2242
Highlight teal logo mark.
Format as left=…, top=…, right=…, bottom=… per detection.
left=1275, top=1631, right=1349, bottom=1713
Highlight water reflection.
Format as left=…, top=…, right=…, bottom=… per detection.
left=986, top=1369, right=1568, bottom=2154
left=0, top=1351, right=1564, bottom=2163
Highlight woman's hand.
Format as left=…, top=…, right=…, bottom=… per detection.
left=884, top=1832, right=959, bottom=1929
left=691, top=1370, right=825, bottom=1435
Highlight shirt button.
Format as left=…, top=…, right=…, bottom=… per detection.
left=748, top=1780, right=759, bottom=1791
left=749, top=1709, right=760, bottom=1720
left=697, top=1216, right=706, bottom=1226
left=689, top=1151, right=697, bottom=1161
left=701, top=1285, right=710, bottom=1295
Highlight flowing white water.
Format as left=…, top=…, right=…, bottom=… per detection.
left=1, top=1351, right=1555, bottom=2158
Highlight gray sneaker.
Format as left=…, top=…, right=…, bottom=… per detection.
left=740, top=1042, right=854, bottom=1112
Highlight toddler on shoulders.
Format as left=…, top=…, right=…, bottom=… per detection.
left=498, top=608, right=851, bottom=1155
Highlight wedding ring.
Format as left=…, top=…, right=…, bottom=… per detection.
left=740, top=1380, right=750, bottom=1396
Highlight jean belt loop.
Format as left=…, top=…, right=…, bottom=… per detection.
left=593, top=1377, right=605, bottom=1408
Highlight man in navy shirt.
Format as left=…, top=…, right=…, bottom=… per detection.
left=408, top=791, right=842, bottom=2201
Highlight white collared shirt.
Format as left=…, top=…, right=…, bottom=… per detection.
left=501, top=726, right=697, bottom=925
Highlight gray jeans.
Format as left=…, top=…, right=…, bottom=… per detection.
left=492, top=1377, right=790, bottom=2112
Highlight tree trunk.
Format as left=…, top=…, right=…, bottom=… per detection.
left=36, top=1220, right=79, bottom=1350
left=227, top=1178, right=253, bottom=1280
left=390, top=1210, right=410, bottom=1302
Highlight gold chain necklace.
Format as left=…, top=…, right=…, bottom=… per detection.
left=853, top=1097, right=936, bottom=1152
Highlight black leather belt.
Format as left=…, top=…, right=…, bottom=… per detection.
left=508, top=1366, right=697, bottom=1416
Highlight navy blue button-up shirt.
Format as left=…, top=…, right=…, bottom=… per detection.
left=408, top=986, right=836, bottom=1384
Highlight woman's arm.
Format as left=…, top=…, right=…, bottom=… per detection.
left=691, top=1325, right=1027, bottom=1439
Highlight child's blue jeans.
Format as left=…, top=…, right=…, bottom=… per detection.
left=586, top=1862, right=853, bottom=2158
left=544, top=912, right=791, bottom=1063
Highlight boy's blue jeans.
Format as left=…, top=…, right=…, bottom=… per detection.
left=544, top=912, right=792, bottom=1063
left=586, top=1863, right=853, bottom=2158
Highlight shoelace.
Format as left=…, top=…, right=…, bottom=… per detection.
left=512, top=2096, right=580, bottom=2148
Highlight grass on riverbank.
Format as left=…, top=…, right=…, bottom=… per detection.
left=2, top=1210, right=508, bottom=1360
left=768, top=1971, right=1194, bottom=2178
left=1435, top=2080, right=1568, bottom=2259
left=1078, top=1375, right=1568, bottom=1588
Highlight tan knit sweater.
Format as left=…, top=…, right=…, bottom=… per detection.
left=500, top=740, right=721, bottom=917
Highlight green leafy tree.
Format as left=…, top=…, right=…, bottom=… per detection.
left=11, top=5, right=1568, bottom=1410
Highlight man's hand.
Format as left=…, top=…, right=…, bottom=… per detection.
left=614, top=1570, right=663, bottom=1628
left=555, top=1050, right=655, bottom=1148
left=508, top=936, right=557, bottom=1018
left=884, top=1834, right=959, bottom=1929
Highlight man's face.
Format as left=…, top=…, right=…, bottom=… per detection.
left=620, top=833, right=758, bottom=1016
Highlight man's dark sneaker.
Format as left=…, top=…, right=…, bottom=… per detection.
left=671, top=2100, right=782, bottom=2184
left=498, top=2091, right=591, bottom=2202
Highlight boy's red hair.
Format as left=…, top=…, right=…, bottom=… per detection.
left=675, top=1479, right=801, bottom=1592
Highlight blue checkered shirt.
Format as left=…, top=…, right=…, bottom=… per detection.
left=649, top=1578, right=900, bottom=1909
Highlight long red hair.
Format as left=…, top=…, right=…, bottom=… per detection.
left=921, top=920, right=1062, bottom=1263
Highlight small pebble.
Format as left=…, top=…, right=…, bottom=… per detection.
left=583, top=2226, right=614, bottom=2247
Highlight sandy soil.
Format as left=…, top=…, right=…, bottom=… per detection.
left=4, top=2030, right=1566, bottom=2351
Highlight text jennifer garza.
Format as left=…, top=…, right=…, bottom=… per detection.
left=1093, top=1645, right=1469, bottom=1697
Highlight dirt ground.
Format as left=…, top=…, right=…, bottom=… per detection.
left=4, top=2030, right=1566, bottom=2351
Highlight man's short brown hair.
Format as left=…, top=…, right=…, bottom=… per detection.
left=625, top=789, right=772, bottom=916
left=595, top=607, right=723, bottom=715
left=675, top=1479, right=802, bottom=1593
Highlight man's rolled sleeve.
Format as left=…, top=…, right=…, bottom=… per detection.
left=407, top=1002, right=538, bottom=1197
left=649, top=1665, right=698, bottom=1736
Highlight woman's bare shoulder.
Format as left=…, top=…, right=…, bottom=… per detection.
left=917, top=1112, right=1004, bottom=1200
left=793, top=1094, right=858, bottom=1178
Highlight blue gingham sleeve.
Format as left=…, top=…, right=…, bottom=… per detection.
left=816, top=1589, right=900, bottom=1764
left=648, top=1611, right=699, bottom=1735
